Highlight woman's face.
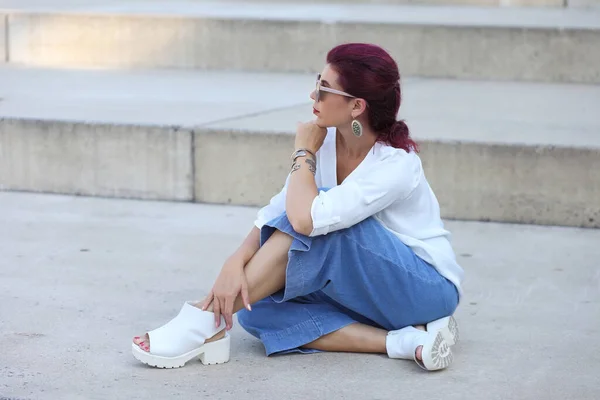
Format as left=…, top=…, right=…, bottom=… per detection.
left=310, top=64, right=356, bottom=128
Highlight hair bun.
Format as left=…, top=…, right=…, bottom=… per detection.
left=384, top=120, right=417, bottom=152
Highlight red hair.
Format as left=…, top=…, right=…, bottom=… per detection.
left=326, top=43, right=418, bottom=153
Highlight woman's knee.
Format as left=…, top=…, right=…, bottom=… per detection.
left=236, top=308, right=252, bottom=327
left=237, top=300, right=270, bottom=329
left=236, top=308, right=260, bottom=338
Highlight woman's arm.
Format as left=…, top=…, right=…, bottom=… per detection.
left=286, top=155, right=319, bottom=235
left=228, top=226, right=261, bottom=266
left=203, top=226, right=259, bottom=329
left=285, top=122, right=328, bottom=235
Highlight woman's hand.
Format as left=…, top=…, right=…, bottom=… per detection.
left=201, top=256, right=251, bottom=331
left=295, top=120, right=328, bottom=154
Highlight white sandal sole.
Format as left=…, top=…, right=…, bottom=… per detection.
left=416, top=331, right=453, bottom=371
left=426, top=316, right=459, bottom=346
left=132, top=333, right=231, bottom=369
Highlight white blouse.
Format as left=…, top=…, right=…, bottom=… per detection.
left=254, top=127, right=464, bottom=298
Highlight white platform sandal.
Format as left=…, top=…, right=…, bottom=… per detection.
left=386, top=316, right=459, bottom=371
left=132, top=301, right=230, bottom=369
left=427, top=315, right=459, bottom=346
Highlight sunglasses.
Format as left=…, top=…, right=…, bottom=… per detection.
left=315, top=74, right=356, bottom=102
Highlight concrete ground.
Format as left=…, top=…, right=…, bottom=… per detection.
left=0, top=191, right=599, bottom=399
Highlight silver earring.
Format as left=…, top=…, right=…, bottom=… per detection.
left=351, top=119, right=363, bottom=137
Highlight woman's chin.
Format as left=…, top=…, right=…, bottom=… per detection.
left=316, top=121, right=328, bottom=129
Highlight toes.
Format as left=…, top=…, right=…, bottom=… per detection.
left=140, top=341, right=150, bottom=352
left=133, top=334, right=150, bottom=352
left=415, top=345, right=423, bottom=361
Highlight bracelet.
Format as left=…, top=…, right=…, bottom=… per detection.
left=290, top=157, right=317, bottom=176
left=291, top=148, right=316, bottom=163
left=305, top=157, right=317, bottom=175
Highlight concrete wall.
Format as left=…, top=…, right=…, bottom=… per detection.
left=419, top=142, right=600, bottom=228
left=193, top=130, right=600, bottom=228
left=1, top=14, right=6, bottom=63
left=568, top=0, right=600, bottom=6
left=216, top=0, right=566, bottom=5
left=0, top=119, right=193, bottom=201
left=2, top=120, right=599, bottom=228
left=194, top=130, right=292, bottom=207
left=6, top=13, right=600, bottom=84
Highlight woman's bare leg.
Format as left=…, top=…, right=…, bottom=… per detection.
left=302, top=323, right=425, bottom=359
left=303, top=323, right=387, bottom=353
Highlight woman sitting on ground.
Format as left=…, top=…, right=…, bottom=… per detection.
left=133, top=42, right=464, bottom=371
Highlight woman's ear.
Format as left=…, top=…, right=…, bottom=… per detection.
left=351, top=99, right=368, bottom=118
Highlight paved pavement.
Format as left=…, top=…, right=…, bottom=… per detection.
left=1, top=191, right=599, bottom=399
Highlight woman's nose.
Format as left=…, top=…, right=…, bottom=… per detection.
left=309, top=90, right=316, bottom=101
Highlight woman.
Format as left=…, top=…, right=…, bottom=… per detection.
left=132, top=43, right=464, bottom=371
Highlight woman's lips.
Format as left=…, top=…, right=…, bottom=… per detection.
left=313, top=108, right=320, bottom=115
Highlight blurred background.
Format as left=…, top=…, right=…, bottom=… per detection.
left=0, top=0, right=598, bottom=228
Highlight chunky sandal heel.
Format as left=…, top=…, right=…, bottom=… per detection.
left=199, top=334, right=231, bottom=365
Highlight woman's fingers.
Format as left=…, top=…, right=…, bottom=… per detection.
left=212, top=297, right=221, bottom=328
left=223, top=296, right=234, bottom=330
left=241, top=279, right=251, bottom=311
left=201, top=291, right=214, bottom=311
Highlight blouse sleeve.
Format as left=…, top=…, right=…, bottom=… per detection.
left=309, top=151, right=421, bottom=237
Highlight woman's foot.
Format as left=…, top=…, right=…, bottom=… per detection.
left=413, top=325, right=426, bottom=362
left=132, top=334, right=150, bottom=352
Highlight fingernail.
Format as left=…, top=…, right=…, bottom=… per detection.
left=247, top=305, right=252, bottom=311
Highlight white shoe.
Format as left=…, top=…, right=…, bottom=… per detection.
left=132, top=301, right=230, bottom=369
left=427, top=315, right=460, bottom=346
left=387, top=316, right=459, bottom=371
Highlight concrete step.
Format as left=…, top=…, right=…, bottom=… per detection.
left=200, top=0, right=599, bottom=7
left=0, top=66, right=599, bottom=228
left=1, top=1, right=599, bottom=83
left=1, top=0, right=597, bottom=9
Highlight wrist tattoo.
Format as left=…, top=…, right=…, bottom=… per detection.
left=304, top=158, right=317, bottom=175
left=290, top=157, right=317, bottom=176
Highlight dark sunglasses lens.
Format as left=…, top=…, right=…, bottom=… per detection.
left=315, top=80, right=325, bottom=102
left=316, top=74, right=324, bottom=102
